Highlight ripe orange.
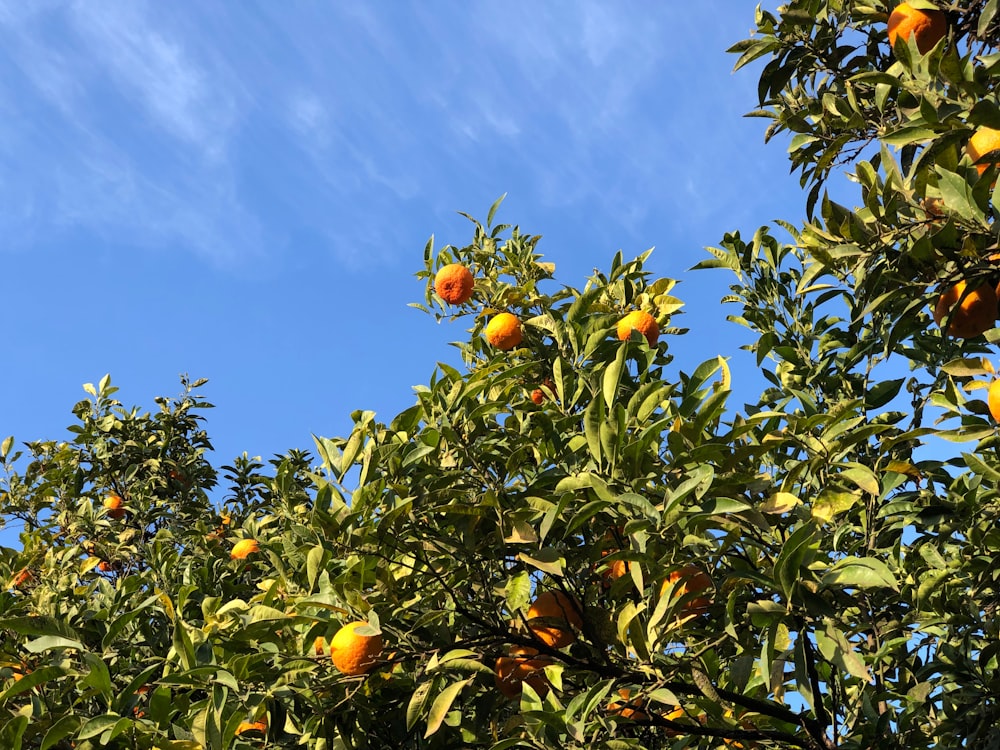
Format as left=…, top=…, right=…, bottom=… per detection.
left=602, top=556, right=629, bottom=584
left=485, top=312, right=523, bottom=350
left=97, top=560, right=114, bottom=573
left=933, top=281, right=997, bottom=338
left=330, top=621, right=383, bottom=676
left=530, top=378, right=555, bottom=405
left=608, top=688, right=648, bottom=720
left=616, top=311, right=659, bottom=347
left=314, top=636, right=327, bottom=655
left=526, top=591, right=582, bottom=648
left=434, top=263, right=475, bottom=305
left=660, top=565, right=714, bottom=617
left=662, top=705, right=686, bottom=737
left=988, top=380, right=1000, bottom=423
left=230, top=539, right=260, bottom=560
left=967, top=127, right=1000, bottom=175
left=887, top=2, right=947, bottom=54
left=103, top=495, right=126, bottom=520
left=10, top=568, right=32, bottom=588
left=235, top=719, right=267, bottom=736
left=494, top=647, right=551, bottom=699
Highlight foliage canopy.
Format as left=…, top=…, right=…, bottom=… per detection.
left=5, top=2, right=1000, bottom=748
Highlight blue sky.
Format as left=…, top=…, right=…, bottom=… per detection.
left=0, top=2, right=802, bottom=520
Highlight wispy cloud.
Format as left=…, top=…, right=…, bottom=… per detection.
left=0, top=1, right=262, bottom=265
left=67, top=2, right=237, bottom=159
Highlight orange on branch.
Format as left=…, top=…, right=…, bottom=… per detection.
left=10, top=568, right=32, bottom=588
left=608, top=688, right=649, bottom=720
left=530, top=378, right=555, bottom=405
left=485, top=312, right=523, bottom=350
left=230, top=538, right=260, bottom=560
left=988, top=379, right=1000, bottom=423
left=660, top=565, right=714, bottom=617
left=933, top=281, right=997, bottom=338
left=887, top=2, right=947, bottom=55
left=434, top=263, right=475, bottom=305
left=494, top=647, right=551, bottom=699
left=103, top=494, right=126, bottom=520
left=527, top=590, right=582, bottom=648
left=330, top=621, right=383, bottom=676
left=967, top=126, right=1000, bottom=175
left=616, top=310, right=659, bottom=347
left=235, top=719, right=267, bottom=736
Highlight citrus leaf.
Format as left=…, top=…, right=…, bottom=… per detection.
left=424, top=678, right=471, bottom=738
left=822, top=557, right=899, bottom=591
left=407, top=680, right=435, bottom=731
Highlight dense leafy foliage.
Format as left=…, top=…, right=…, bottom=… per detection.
left=4, top=2, right=1000, bottom=748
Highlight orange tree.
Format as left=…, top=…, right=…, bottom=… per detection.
left=5, top=2, right=1000, bottom=748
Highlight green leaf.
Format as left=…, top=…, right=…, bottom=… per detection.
left=603, top=342, right=627, bottom=410
left=583, top=397, right=604, bottom=468
left=823, top=557, right=899, bottom=591
left=424, top=678, right=471, bottom=738
left=24, top=635, right=85, bottom=653
left=941, top=358, right=993, bottom=378
left=517, top=549, right=565, bottom=577
left=40, top=715, right=83, bottom=750
left=306, top=544, right=325, bottom=592
left=0, top=665, right=65, bottom=702
left=81, top=652, right=113, bottom=702
left=407, top=680, right=435, bottom=732
left=816, top=622, right=872, bottom=682
left=0, top=716, right=27, bottom=750
left=77, top=714, right=122, bottom=740
left=811, top=488, right=860, bottom=523
left=840, top=465, right=880, bottom=496
left=505, top=571, right=532, bottom=613
left=760, top=492, right=800, bottom=514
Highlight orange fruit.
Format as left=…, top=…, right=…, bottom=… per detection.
left=103, top=494, right=126, bottom=520
left=10, top=568, right=32, bottom=588
left=967, top=127, right=1000, bottom=175
left=526, top=591, right=582, bottom=648
left=330, top=621, right=383, bottom=675
left=933, top=281, right=997, bottom=338
left=887, top=2, right=947, bottom=54
left=608, top=688, right=648, bottom=720
left=604, top=557, right=629, bottom=583
left=660, top=565, right=714, bottom=617
left=661, top=705, right=686, bottom=737
left=531, top=378, right=555, bottom=405
left=485, top=312, right=523, bottom=350
left=314, top=636, right=327, bottom=655
left=97, top=560, right=114, bottom=573
left=494, top=647, right=551, bottom=699
left=235, top=719, right=267, bottom=736
left=434, top=263, right=475, bottom=304
left=230, top=539, right=260, bottom=560
left=616, top=311, right=659, bottom=347
left=988, top=380, right=1000, bottom=423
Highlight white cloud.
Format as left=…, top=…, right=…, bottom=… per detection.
left=288, top=91, right=330, bottom=150
left=67, top=1, right=236, bottom=160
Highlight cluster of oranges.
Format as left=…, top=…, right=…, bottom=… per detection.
left=433, top=262, right=662, bottom=404
left=493, top=564, right=714, bottom=702
left=889, top=4, right=1000, bottom=422
left=883, top=5, right=1000, bottom=339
